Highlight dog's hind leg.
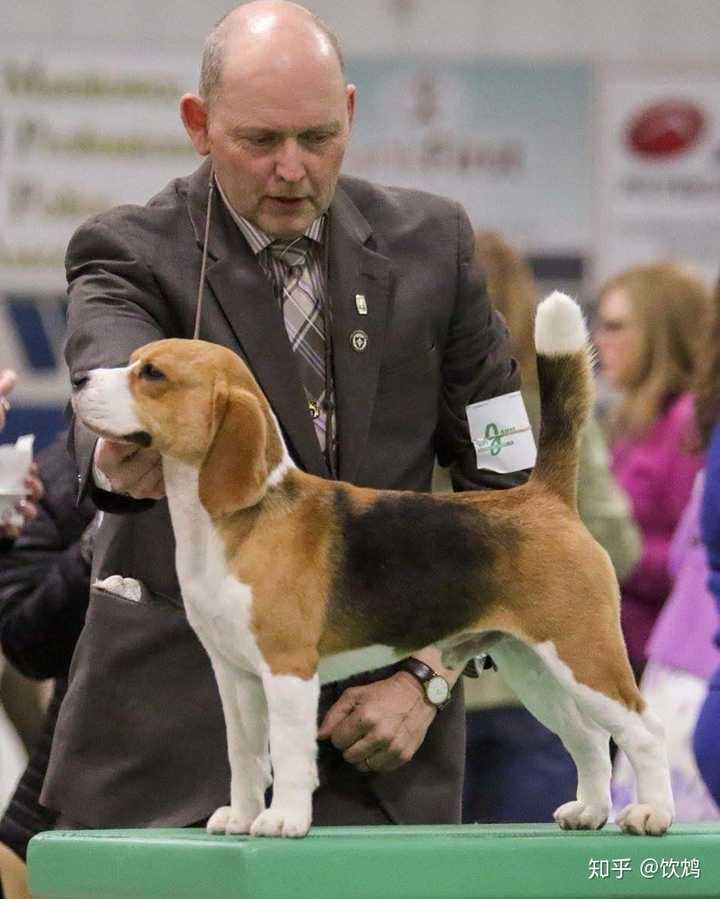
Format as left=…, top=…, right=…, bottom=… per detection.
left=611, top=707, right=674, bottom=835
left=207, top=662, right=271, bottom=835
left=530, top=638, right=674, bottom=835
left=250, top=669, right=320, bottom=838
left=490, top=636, right=612, bottom=830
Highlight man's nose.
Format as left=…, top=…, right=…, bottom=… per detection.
left=275, top=139, right=306, bottom=182
left=71, top=371, right=90, bottom=392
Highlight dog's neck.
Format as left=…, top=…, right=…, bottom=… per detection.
left=162, top=457, right=221, bottom=585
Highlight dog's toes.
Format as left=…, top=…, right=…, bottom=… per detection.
left=207, top=806, right=234, bottom=834
left=206, top=805, right=258, bottom=835
left=616, top=803, right=673, bottom=836
left=554, top=800, right=608, bottom=831
left=250, top=804, right=311, bottom=838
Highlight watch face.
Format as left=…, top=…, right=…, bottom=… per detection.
left=426, top=675, right=450, bottom=706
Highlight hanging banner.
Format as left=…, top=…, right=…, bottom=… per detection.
left=595, top=66, right=720, bottom=286
left=345, top=59, right=592, bottom=257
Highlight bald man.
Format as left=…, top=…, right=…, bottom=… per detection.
left=48, top=1, right=526, bottom=830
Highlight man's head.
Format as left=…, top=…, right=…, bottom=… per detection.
left=181, top=1, right=355, bottom=239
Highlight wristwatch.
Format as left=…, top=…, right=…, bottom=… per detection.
left=398, top=657, right=452, bottom=710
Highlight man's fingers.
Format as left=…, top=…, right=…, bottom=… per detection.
left=325, top=706, right=376, bottom=751
left=362, top=746, right=409, bottom=773
left=99, top=438, right=141, bottom=462
left=96, top=439, right=164, bottom=498
left=132, top=463, right=165, bottom=500
left=341, top=732, right=390, bottom=767
left=317, top=690, right=360, bottom=740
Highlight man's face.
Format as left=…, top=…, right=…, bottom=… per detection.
left=203, top=53, right=354, bottom=240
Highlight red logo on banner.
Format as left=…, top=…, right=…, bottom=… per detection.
left=626, top=99, right=705, bottom=158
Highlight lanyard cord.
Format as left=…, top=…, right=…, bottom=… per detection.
left=193, top=166, right=215, bottom=341
left=193, top=169, right=337, bottom=479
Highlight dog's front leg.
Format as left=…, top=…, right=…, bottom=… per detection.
left=250, top=670, right=320, bottom=838
left=206, top=662, right=271, bottom=835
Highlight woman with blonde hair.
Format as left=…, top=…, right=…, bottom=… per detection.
left=595, top=261, right=709, bottom=678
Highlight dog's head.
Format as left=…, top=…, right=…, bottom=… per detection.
left=72, top=339, right=284, bottom=514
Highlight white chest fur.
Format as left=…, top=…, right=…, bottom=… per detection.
left=162, top=458, right=263, bottom=674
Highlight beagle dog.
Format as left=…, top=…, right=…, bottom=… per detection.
left=72, top=292, right=673, bottom=838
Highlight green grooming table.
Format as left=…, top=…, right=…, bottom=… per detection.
left=28, top=824, right=720, bottom=899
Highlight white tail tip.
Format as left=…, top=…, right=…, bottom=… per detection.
left=534, top=291, right=588, bottom=356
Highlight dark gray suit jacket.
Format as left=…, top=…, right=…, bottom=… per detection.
left=43, top=160, right=524, bottom=827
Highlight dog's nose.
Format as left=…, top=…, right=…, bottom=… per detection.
left=71, top=371, right=90, bottom=392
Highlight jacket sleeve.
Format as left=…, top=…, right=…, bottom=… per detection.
left=621, top=408, right=704, bottom=608
left=576, top=416, right=642, bottom=581
left=0, top=441, right=96, bottom=679
left=701, top=423, right=720, bottom=594
left=435, top=204, right=529, bottom=492
left=64, top=215, right=177, bottom=514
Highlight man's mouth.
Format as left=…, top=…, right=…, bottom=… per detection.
left=266, top=196, right=307, bottom=207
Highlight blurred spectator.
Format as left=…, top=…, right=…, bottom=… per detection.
left=612, top=470, right=720, bottom=820
left=0, top=371, right=41, bottom=547
left=595, top=262, right=708, bottom=679
left=693, top=275, right=720, bottom=806
left=0, top=371, right=16, bottom=433
left=461, top=232, right=641, bottom=823
left=0, top=370, right=45, bottom=867
left=0, top=434, right=95, bottom=899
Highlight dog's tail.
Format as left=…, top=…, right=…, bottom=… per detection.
left=530, top=291, right=593, bottom=508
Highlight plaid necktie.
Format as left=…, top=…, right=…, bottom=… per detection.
left=269, top=238, right=328, bottom=451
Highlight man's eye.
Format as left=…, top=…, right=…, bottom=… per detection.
left=248, top=135, right=277, bottom=147
left=139, top=363, right=165, bottom=381
left=302, top=132, right=332, bottom=145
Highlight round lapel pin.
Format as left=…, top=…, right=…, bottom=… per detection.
left=350, top=329, right=368, bottom=352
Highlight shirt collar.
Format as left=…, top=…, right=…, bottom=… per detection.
left=214, top=176, right=325, bottom=255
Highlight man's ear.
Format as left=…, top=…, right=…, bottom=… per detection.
left=199, top=382, right=268, bottom=517
left=345, top=83, right=356, bottom=130
left=180, top=93, right=211, bottom=156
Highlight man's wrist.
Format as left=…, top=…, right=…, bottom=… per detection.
left=396, top=657, right=452, bottom=710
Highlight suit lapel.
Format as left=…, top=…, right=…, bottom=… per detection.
left=186, top=162, right=328, bottom=477
left=328, top=185, right=392, bottom=484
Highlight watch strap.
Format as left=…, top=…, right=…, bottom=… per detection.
left=398, top=657, right=436, bottom=684
left=398, top=657, right=451, bottom=709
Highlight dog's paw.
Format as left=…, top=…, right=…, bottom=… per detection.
left=250, top=803, right=311, bottom=838
left=554, top=800, right=608, bottom=831
left=206, top=805, right=261, bottom=835
left=616, top=803, right=673, bottom=836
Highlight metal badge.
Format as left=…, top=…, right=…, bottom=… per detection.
left=355, top=294, right=368, bottom=315
left=350, top=330, right=369, bottom=352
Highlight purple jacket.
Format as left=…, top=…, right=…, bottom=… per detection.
left=702, top=423, right=720, bottom=688
left=646, top=470, right=720, bottom=679
left=611, top=393, right=704, bottom=665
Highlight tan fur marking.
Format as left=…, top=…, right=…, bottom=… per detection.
left=214, top=472, right=339, bottom=679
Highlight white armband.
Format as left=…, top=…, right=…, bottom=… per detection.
left=466, top=392, right=536, bottom=473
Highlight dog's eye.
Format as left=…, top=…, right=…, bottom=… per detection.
left=138, top=363, right=166, bottom=381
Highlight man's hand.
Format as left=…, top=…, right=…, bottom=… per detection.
left=317, top=671, right=437, bottom=774
left=95, top=437, right=165, bottom=499
left=0, top=368, right=17, bottom=431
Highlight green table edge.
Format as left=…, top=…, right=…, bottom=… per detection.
left=28, top=823, right=720, bottom=899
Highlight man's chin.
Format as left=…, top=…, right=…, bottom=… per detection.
left=258, top=202, right=319, bottom=240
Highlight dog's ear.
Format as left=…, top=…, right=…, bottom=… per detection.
left=199, top=381, right=268, bottom=516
